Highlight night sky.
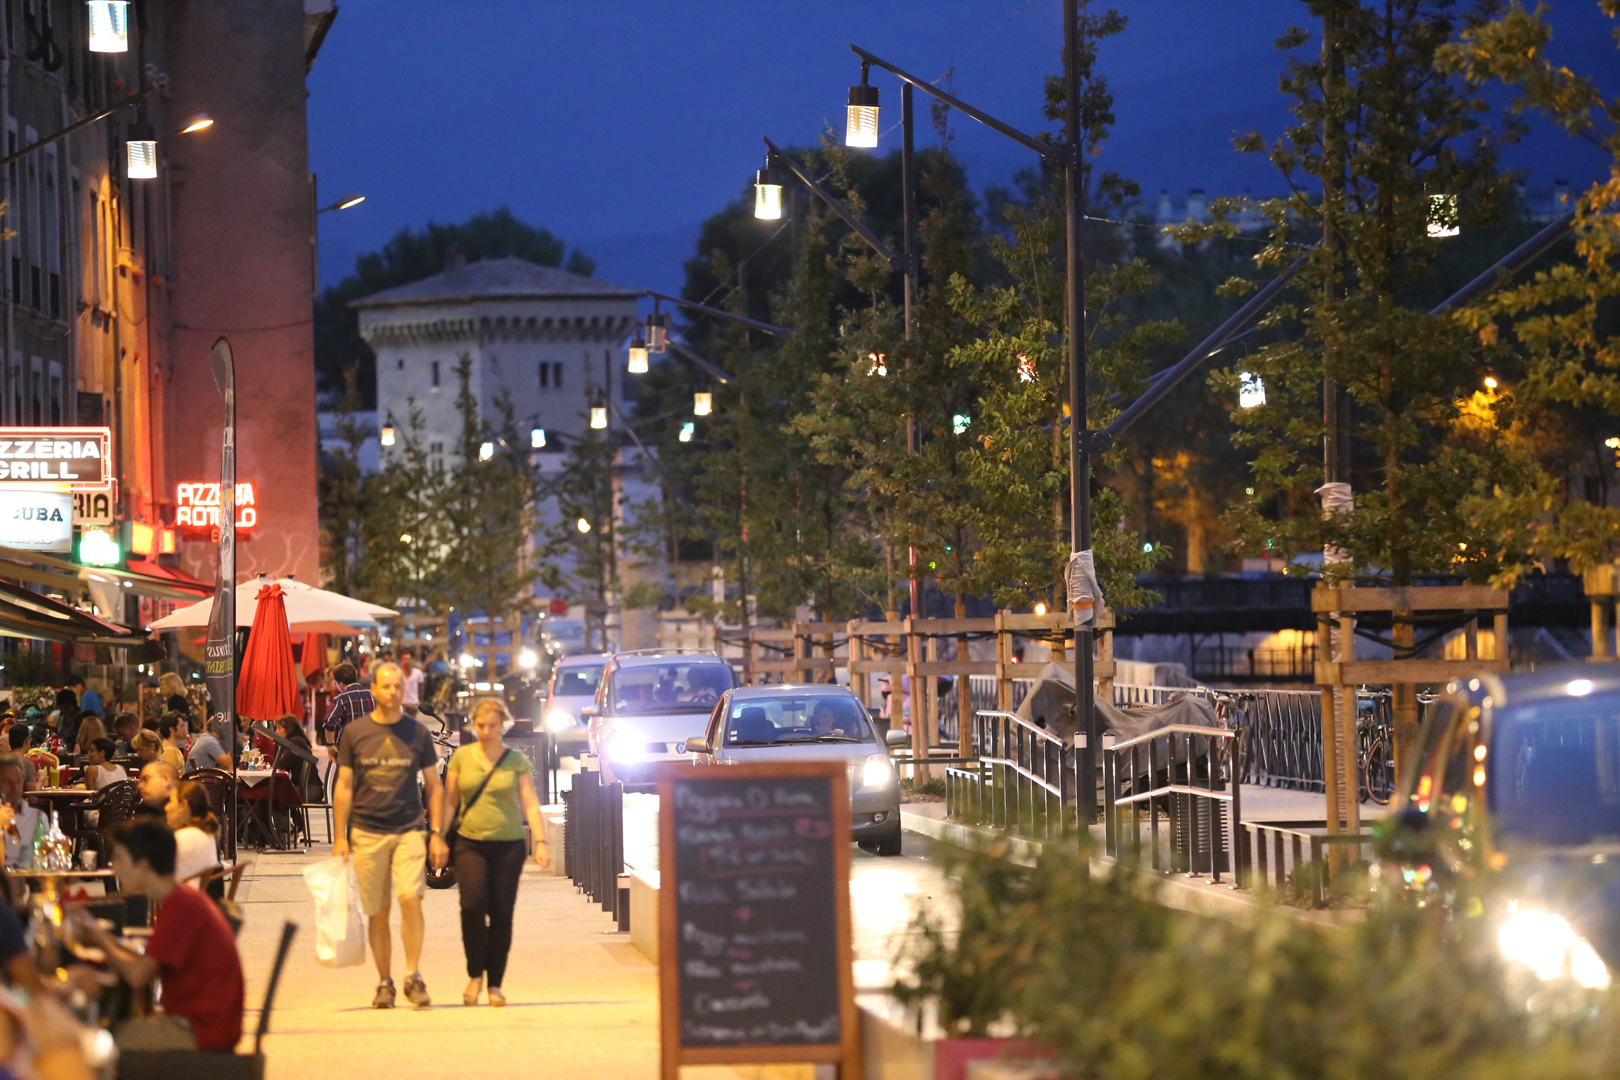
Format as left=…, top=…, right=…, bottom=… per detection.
left=308, top=1, right=1619, bottom=298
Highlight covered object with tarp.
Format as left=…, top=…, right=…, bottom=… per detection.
left=1013, top=662, right=1225, bottom=744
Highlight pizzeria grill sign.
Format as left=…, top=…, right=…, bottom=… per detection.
left=0, top=427, right=112, bottom=489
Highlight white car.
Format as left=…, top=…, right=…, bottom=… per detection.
left=540, top=652, right=611, bottom=756
left=682, top=684, right=908, bottom=855
left=588, top=649, right=735, bottom=791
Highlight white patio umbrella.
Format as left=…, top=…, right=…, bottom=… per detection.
left=146, top=575, right=398, bottom=634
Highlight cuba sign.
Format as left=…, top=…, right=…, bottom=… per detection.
left=0, top=427, right=112, bottom=490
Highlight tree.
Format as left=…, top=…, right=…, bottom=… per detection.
left=1214, top=0, right=1545, bottom=585
left=1439, top=2, right=1620, bottom=581
left=314, top=208, right=596, bottom=406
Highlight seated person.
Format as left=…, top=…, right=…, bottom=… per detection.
left=186, top=722, right=232, bottom=772
left=84, top=740, right=127, bottom=791
left=809, top=700, right=855, bottom=739
left=136, top=761, right=179, bottom=822
left=680, top=668, right=723, bottom=706
left=4, top=729, right=35, bottom=790
left=165, top=782, right=222, bottom=886
left=158, top=714, right=188, bottom=773
left=0, top=758, right=40, bottom=868
left=131, top=730, right=163, bottom=767
left=71, top=821, right=244, bottom=1052
left=110, top=713, right=141, bottom=757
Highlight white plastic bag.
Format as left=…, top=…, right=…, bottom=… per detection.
left=301, top=856, right=365, bottom=968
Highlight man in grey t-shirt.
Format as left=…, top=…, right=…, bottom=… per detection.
left=186, top=720, right=232, bottom=771
left=333, top=662, right=445, bottom=1009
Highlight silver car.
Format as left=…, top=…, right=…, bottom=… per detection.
left=681, top=684, right=907, bottom=856
left=540, top=652, right=611, bottom=756
left=589, top=649, right=735, bottom=791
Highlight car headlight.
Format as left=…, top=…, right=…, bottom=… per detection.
left=862, top=754, right=894, bottom=789
left=519, top=649, right=538, bottom=669
left=1498, top=907, right=1611, bottom=990
left=544, top=709, right=577, bottom=732
left=605, top=726, right=645, bottom=763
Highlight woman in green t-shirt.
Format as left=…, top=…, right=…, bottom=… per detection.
left=437, top=698, right=549, bottom=1006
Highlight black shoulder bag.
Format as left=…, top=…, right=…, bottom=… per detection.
left=425, top=748, right=513, bottom=890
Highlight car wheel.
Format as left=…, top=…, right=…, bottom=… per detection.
left=873, top=826, right=902, bottom=857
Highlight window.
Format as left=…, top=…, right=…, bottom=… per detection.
left=430, top=361, right=440, bottom=388
left=608, top=663, right=732, bottom=716
left=553, top=362, right=563, bottom=388
left=28, top=356, right=40, bottom=425
left=539, top=362, right=548, bottom=389
left=723, top=695, right=874, bottom=746
left=47, top=362, right=60, bottom=426
left=553, top=663, right=605, bottom=698
left=429, top=440, right=444, bottom=474
left=540, top=361, right=562, bottom=390
left=1493, top=692, right=1620, bottom=847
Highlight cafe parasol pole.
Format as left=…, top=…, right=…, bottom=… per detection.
left=205, top=337, right=239, bottom=860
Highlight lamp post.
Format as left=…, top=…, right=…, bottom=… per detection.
left=849, top=0, right=1098, bottom=816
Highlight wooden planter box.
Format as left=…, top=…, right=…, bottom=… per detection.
left=860, top=995, right=1054, bottom=1080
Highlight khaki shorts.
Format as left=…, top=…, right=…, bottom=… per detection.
left=350, top=827, right=426, bottom=916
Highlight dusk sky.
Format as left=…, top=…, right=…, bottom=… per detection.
left=308, top=1, right=1619, bottom=299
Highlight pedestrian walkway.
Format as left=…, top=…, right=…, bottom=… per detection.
left=229, top=837, right=945, bottom=1079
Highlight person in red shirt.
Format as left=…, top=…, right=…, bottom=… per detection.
left=75, top=821, right=244, bottom=1051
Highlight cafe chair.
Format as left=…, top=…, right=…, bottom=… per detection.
left=66, top=780, right=142, bottom=868
left=117, top=920, right=296, bottom=1080
left=180, top=768, right=236, bottom=858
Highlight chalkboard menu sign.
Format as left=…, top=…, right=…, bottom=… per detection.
left=657, top=761, right=858, bottom=1080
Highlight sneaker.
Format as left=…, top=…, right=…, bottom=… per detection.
left=372, top=979, right=396, bottom=1009
left=402, top=972, right=431, bottom=1008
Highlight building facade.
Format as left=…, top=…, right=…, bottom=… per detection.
left=0, top=0, right=325, bottom=596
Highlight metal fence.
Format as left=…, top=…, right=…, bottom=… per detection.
left=1102, top=724, right=1240, bottom=883
left=563, top=766, right=626, bottom=929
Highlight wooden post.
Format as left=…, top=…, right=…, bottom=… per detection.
left=906, top=616, right=930, bottom=785
left=1316, top=587, right=1344, bottom=854
left=848, top=620, right=866, bottom=710
left=1589, top=564, right=1614, bottom=660
left=1392, top=597, right=1418, bottom=797
left=995, top=610, right=1012, bottom=714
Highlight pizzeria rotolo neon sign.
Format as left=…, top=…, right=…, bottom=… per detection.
left=175, top=482, right=257, bottom=532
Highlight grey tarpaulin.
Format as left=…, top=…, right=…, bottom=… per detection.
left=1012, top=662, right=1224, bottom=744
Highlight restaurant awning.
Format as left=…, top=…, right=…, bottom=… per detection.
left=0, top=578, right=151, bottom=647
left=0, top=546, right=212, bottom=603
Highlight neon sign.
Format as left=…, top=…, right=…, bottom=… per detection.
left=175, top=482, right=257, bottom=531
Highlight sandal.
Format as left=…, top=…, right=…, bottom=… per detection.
left=463, top=975, right=484, bottom=1006
left=487, top=987, right=506, bottom=1007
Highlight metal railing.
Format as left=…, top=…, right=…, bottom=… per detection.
left=563, top=765, right=623, bottom=923
left=1237, top=819, right=1373, bottom=907
left=946, top=710, right=1080, bottom=840
left=1102, top=724, right=1240, bottom=883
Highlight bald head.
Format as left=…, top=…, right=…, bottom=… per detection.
left=139, top=759, right=179, bottom=809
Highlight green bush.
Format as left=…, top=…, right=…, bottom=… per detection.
left=894, top=837, right=1620, bottom=1078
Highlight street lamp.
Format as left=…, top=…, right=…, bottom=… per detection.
left=590, top=406, right=608, bottom=430
left=478, top=441, right=494, bottom=461
left=627, top=334, right=649, bottom=374
left=87, top=1, right=129, bottom=52
left=177, top=114, right=214, bottom=134
left=317, top=193, right=365, bottom=215
left=126, top=124, right=157, bottom=179
left=530, top=427, right=546, bottom=449
left=845, top=68, right=880, bottom=148
left=693, top=392, right=712, bottom=417
left=753, top=159, right=783, bottom=220
left=380, top=413, right=397, bottom=447
left=679, top=422, right=695, bottom=443
left=577, top=517, right=592, bottom=534
left=646, top=311, right=669, bottom=354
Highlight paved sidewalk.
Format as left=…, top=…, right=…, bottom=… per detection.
left=229, top=838, right=943, bottom=1079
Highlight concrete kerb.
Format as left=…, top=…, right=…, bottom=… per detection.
left=897, top=809, right=1364, bottom=930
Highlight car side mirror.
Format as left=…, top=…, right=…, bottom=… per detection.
left=678, top=738, right=709, bottom=755
left=580, top=705, right=600, bottom=719
left=885, top=728, right=910, bottom=747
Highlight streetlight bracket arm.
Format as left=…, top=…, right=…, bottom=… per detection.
left=850, top=44, right=1051, bottom=159
left=1076, top=429, right=1114, bottom=454
left=764, top=136, right=902, bottom=269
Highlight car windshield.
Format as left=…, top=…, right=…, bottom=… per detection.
left=1492, top=691, right=1620, bottom=846
left=553, top=664, right=604, bottom=697
left=723, top=695, right=873, bottom=747
left=609, top=662, right=731, bottom=715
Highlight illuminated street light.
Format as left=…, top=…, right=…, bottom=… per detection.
left=577, top=517, right=592, bottom=534
left=679, top=422, right=695, bottom=443
left=479, top=441, right=494, bottom=461
left=753, top=161, right=783, bottom=220
left=531, top=427, right=546, bottom=449
left=1239, top=372, right=1266, bottom=408
left=693, top=392, right=712, bottom=416
left=845, top=71, right=880, bottom=148
left=380, top=420, right=396, bottom=446
left=87, top=1, right=129, bottom=52
left=590, top=407, right=608, bottom=430
left=1483, top=376, right=1498, bottom=390
left=1427, top=194, right=1459, bottom=238
left=177, top=114, right=214, bottom=134
left=1033, top=602, right=1047, bottom=617
left=458, top=653, right=480, bottom=669
left=126, top=124, right=157, bottom=179
left=400, top=533, right=413, bottom=544
left=952, top=413, right=971, bottom=434
left=628, top=334, right=649, bottom=373
left=317, top=193, right=365, bottom=215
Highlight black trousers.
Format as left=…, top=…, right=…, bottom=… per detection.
left=454, top=837, right=526, bottom=986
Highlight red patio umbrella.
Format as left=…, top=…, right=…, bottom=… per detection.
left=237, top=583, right=300, bottom=722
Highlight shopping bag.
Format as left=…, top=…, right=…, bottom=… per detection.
left=300, top=856, right=364, bottom=968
